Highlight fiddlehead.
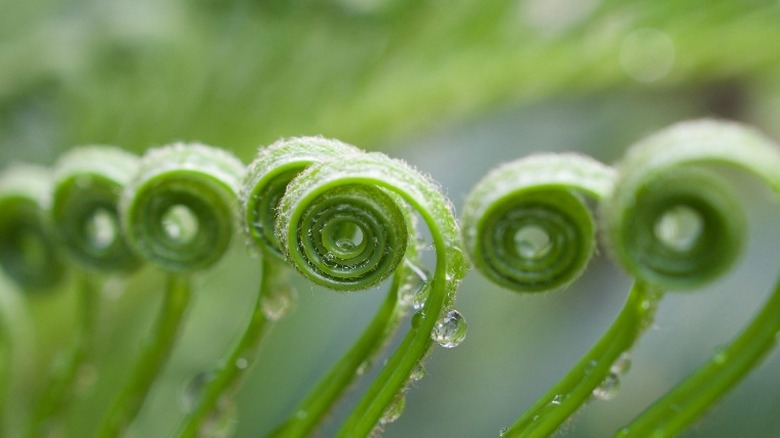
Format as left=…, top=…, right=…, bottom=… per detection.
left=0, top=165, right=66, bottom=291
left=274, top=151, right=467, bottom=437
left=97, top=143, right=244, bottom=438
left=120, top=143, right=244, bottom=273
left=50, top=146, right=142, bottom=273
left=26, top=146, right=142, bottom=437
left=603, top=120, right=780, bottom=437
left=461, top=153, right=614, bottom=293
left=264, top=140, right=425, bottom=438
left=176, top=136, right=364, bottom=437
left=462, top=153, right=663, bottom=438
left=242, top=136, right=361, bottom=259
left=0, top=164, right=66, bottom=435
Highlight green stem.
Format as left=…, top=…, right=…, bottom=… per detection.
left=505, top=281, right=662, bottom=438
left=96, top=273, right=191, bottom=438
left=336, top=252, right=450, bottom=436
left=269, top=265, right=405, bottom=438
left=617, top=276, right=780, bottom=438
left=176, top=255, right=287, bottom=438
left=26, top=270, right=98, bottom=437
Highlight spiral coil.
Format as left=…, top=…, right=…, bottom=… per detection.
left=462, top=153, right=615, bottom=292
left=0, top=165, right=66, bottom=290
left=241, top=136, right=361, bottom=258
left=602, top=119, right=780, bottom=290
left=50, top=146, right=142, bottom=272
left=2, top=120, right=777, bottom=438
left=120, top=143, right=245, bottom=272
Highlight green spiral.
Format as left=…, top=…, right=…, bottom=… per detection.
left=0, top=165, right=66, bottom=291
left=599, top=120, right=779, bottom=290
left=461, top=153, right=616, bottom=293
left=607, top=119, right=780, bottom=437
left=241, top=136, right=360, bottom=258
left=176, top=137, right=360, bottom=437
left=235, top=137, right=427, bottom=438
left=276, top=151, right=467, bottom=436
left=249, top=138, right=411, bottom=291
left=461, top=153, right=648, bottom=438
left=50, top=146, right=141, bottom=272
left=281, top=182, right=409, bottom=290
left=120, top=143, right=245, bottom=271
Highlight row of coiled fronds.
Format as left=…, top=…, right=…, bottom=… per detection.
left=0, top=119, right=779, bottom=437
left=0, top=136, right=468, bottom=437
left=461, top=119, right=780, bottom=437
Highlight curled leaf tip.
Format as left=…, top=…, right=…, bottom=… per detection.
left=241, top=136, right=361, bottom=258
left=0, top=164, right=66, bottom=290
left=602, top=118, right=780, bottom=290
left=462, top=152, right=615, bottom=293
left=51, top=145, right=142, bottom=272
left=120, top=143, right=244, bottom=272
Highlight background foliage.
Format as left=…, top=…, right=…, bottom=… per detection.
left=2, top=0, right=780, bottom=436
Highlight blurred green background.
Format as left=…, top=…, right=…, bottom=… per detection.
left=2, top=0, right=780, bottom=437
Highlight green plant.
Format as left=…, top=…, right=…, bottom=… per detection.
left=1, top=118, right=778, bottom=438
left=462, top=119, right=780, bottom=437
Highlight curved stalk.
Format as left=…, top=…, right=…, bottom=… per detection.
left=504, top=281, right=661, bottom=437
left=176, top=255, right=289, bottom=437
left=96, top=273, right=191, bottom=438
left=26, top=271, right=98, bottom=437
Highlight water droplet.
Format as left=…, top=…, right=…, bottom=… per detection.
left=295, top=409, right=308, bottom=419
left=397, top=261, right=431, bottom=310
left=235, top=357, right=248, bottom=370
left=592, top=373, right=620, bottom=401
left=409, top=363, right=426, bottom=382
left=379, top=393, right=406, bottom=425
left=431, top=310, right=467, bottom=348
left=550, top=394, right=563, bottom=405
left=200, top=396, right=238, bottom=438
left=261, top=286, right=297, bottom=321
left=610, top=352, right=632, bottom=375
left=182, top=371, right=214, bottom=412
left=356, top=361, right=369, bottom=376
left=713, top=346, right=728, bottom=365
left=336, top=238, right=356, bottom=251
left=499, top=427, right=508, bottom=436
